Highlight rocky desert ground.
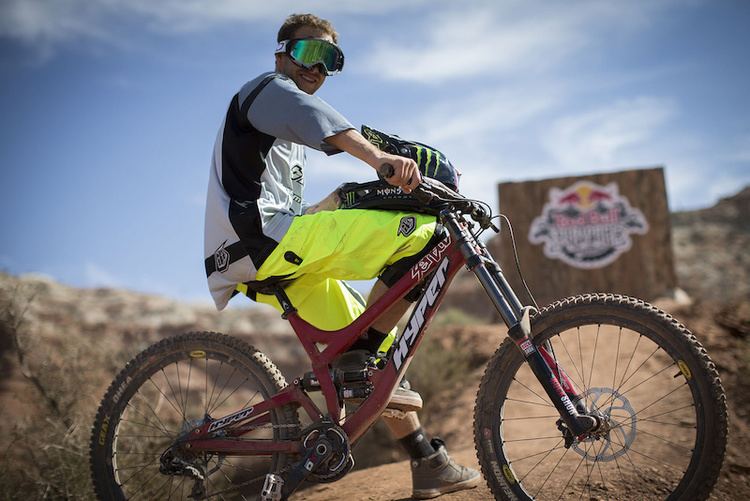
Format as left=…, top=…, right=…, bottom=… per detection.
left=1, top=187, right=747, bottom=500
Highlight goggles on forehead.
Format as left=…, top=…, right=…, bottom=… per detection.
left=275, top=38, right=345, bottom=75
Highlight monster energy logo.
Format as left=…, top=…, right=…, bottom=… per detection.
left=414, top=146, right=441, bottom=176
left=362, top=126, right=384, bottom=148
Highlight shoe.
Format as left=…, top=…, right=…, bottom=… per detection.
left=333, top=349, right=423, bottom=412
left=410, top=438, right=481, bottom=499
left=388, top=378, right=423, bottom=412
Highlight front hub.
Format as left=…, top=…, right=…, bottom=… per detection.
left=571, top=387, right=638, bottom=462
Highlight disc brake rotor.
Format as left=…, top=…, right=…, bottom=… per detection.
left=572, top=387, right=637, bottom=462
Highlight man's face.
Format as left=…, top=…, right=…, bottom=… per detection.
left=275, top=26, right=333, bottom=95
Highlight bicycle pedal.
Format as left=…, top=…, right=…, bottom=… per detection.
left=260, top=473, right=284, bottom=501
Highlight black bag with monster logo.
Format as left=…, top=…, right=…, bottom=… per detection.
left=337, top=125, right=462, bottom=215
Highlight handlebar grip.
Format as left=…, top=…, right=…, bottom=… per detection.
left=378, top=163, right=395, bottom=179
left=379, top=162, right=433, bottom=204
left=411, top=184, right=434, bottom=204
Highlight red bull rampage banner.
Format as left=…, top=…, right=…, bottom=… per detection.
left=529, top=181, right=649, bottom=269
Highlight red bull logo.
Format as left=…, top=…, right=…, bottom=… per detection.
left=529, top=181, right=648, bottom=269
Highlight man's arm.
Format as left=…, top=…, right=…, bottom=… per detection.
left=324, top=129, right=422, bottom=193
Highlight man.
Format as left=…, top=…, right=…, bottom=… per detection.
left=204, top=13, right=480, bottom=499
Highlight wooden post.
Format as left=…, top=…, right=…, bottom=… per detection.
left=488, top=167, right=676, bottom=307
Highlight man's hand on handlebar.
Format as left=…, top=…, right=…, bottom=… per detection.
left=378, top=155, right=422, bottom=193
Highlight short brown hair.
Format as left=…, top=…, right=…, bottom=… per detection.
left=277, top=13, right=338, bottom=44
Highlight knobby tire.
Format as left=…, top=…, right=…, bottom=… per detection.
left=89, top=331, right=300, bottom=500
left=474, top=294, right=727, bottom=501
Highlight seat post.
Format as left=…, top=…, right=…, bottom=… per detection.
left=272, top=286, right=297, bottom=319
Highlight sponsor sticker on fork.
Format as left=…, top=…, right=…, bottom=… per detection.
left=518, top=339, right=535, bottom=356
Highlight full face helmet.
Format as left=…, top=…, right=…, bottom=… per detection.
left=361, top=125, right=461, bottom=192
left=337, top=126, right=461, bottom=215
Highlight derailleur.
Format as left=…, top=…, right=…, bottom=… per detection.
left=160, top=447, right=205, bottom=478
left=159, top=447, right=208, bottom=499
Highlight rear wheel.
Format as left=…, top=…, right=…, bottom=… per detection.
left=90, top=331, right=300, bottom=500
left=474, top=294, right=726, bottom=500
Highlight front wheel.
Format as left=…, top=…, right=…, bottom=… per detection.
left=89, top=331, right=300, bottom=500
left=474, top=294, right=727, bottom=501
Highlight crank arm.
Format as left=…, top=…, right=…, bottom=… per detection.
left=263, top=436, right=334, bottom=500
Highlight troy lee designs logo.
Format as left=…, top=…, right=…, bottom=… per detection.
left=529, top=181, right=648, bottom=269
left=393, top=257, right=450, bottom=370
left=410, top=235, right=452, bottom=282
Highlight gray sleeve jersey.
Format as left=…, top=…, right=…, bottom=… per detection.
left=204, top=72, right=354, bottom=310
left=244, top=74, right=352, bottom=154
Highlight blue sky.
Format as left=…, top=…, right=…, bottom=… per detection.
left=1, top=0, right=748, bottom=305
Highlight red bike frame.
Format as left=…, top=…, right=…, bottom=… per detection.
left=187, top=232, right=464, bottom=455
left=186, top=204, right=594, bottom=464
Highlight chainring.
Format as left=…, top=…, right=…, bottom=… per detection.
left=301, top=421, right=354, bottom=482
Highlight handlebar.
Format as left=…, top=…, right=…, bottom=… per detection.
left=378, top=163, right=434, bottom=205
left=378, top=163, right=498, bottom=231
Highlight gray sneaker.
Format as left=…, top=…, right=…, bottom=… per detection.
left=333, top=349, right=423, bottom=412
left=411, top=439, right=481, bottom=499
left=388, top=378, right=423, bottom=412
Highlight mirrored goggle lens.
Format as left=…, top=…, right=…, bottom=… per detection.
left=288, top=39, right=344, bottom=75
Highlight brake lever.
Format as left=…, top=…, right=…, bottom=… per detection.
left=469, top=204, right=501, bottom=233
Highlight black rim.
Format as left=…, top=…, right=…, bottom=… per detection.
left=490, top=316, right=703, bottom=500
left=102, top=344, right=284, bottom=500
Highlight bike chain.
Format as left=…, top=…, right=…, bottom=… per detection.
left=200, top=464, right=295, bottom=500
left=199, top=420, right=355, bottom=498
left=191, top=422, right=300, bottom=499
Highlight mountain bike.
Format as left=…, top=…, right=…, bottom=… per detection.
left=89, top=170, right=727, bottom=500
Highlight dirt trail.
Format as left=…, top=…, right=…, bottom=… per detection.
left=301, top=321, right=705, bottom=500
left=295, top=298, right=748, bottom=501
left=1, top=269, right=747, bottom=500
left=298, top=448, right=489, bottom=500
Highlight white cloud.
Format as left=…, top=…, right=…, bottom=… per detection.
left=357, top=9, right=565, bottom=83
left=82, top=261, right=212, bottom=302
left=402, top=86, right=561, bottom=146
left=189, top=193, right=207, bottom=208
left=705, top=174, right=750, bottom=202
left=382, top=84, right=563, bottom=209
left=306, top=150, right=370, bottom=180
left=665, top=162, right=750, bottom=211
left=303, top=151, right=375, bottom=204
left=0, top=0, right=430, bottom=47
left=0, top=254, right=16, bottom=271
left=84, top=262, right=123, bottom=288
left=541, top=96, right=676, bottom=170
left=357, top=1, right=668, bottom=84
left=725, top=133, right=750, bottom=163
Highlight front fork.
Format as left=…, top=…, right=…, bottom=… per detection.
left=443, top=213, right=597, bottom=437
left=505, top=309, right=596, bottom=436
